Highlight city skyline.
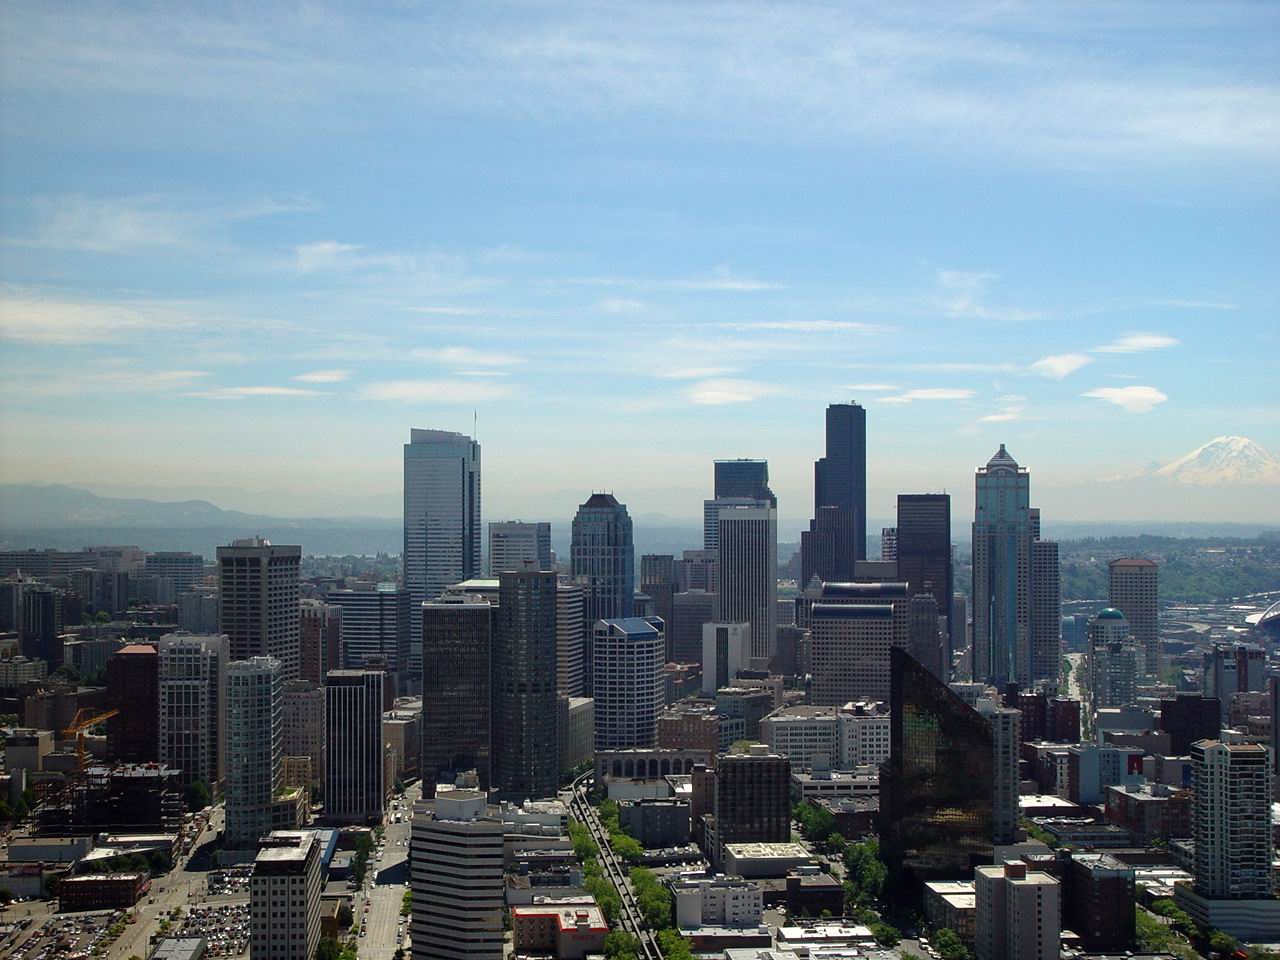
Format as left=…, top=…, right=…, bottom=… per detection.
left=0, top=3, right=1277, bottom=526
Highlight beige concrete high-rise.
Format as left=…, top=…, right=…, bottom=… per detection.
left=225, top=656, right=284, bottom=849
left=976, top=862, right=1060, bottom=960
left=250, top=830, right=322, bottom=960
left=1109, top=557, right=1159, bottom=677
left=716, top=503, right=777, bottom=662
left=158, top=632, right=229, bottom=795
left=217, top=538, right=301, bottom=680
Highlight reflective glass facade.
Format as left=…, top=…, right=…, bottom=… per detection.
left=883, top=647, right=993, bottom=890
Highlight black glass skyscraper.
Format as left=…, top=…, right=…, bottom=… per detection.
left=714, top=459, right=777, bottom=506
left=813, top=402, right=867, bottom=561
left=896, top=493, right=953, bottom=662
left=882, top=647, right=994, bottom=891
left=490, top=567, right=559, bottom=802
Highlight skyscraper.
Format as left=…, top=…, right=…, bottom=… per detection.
left=882, top=648, right=996, bottom=889
left=592, top=618, right=664, bottom=750
left=403, top=428, right=482, bottom=685
left=813, top=402, right=867, bottom=561
left=298, top=599, right=341, bottom=685
left=880, top=527, right=897, bottom=562
left=713, top=746, right=791, bottom=868
left=808, top=603, right=897, bottom=705
left=976, top=862, right=1061, bottom=960
left=1087, top=609, right=1139, bottom=709
left=225, top=656, right=284, bottom=848
left=896, top=494, right=953, bottom=658
left=421, top=595, right=492, bottom=793
left=106, top=643, right=158, bottom=765
left=714, top=459, right=777, bottom=504
left=1109, top=558, right=1159, bottom=677
left=490, top=566, right=559, bottom=802
left=555, top=581, right=585, bottom=698
left=1186, top=737, right=1273, bottom=901
left=217, top=538, right=301, bottom=679
left=570, top=493, right=633, bottom=693
left=324, top=669, right=384, bottom=825
left=640, top=554, right=676, bottom=652
left=799, top=505, right=856, bottom=586
left=972, top=445, right=1058, bottom=688
left=410, top=790, right=504, bottom=960
left=488, top=521, right=552, bottom=575
left=717, top=502, right=777, bottom=662
left=326, top=583, right=411, bottom=691
left=158, top=632, right=229, bottom=794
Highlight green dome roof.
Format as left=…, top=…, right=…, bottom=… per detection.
left=1095, top=607, right=1126, bottom=620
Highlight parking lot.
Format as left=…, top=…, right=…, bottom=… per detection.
left=11, top=911, right=124, bottom=960
left=207, top=866, right=253, bottom=898
left=174, top=903, right=250, bottom=956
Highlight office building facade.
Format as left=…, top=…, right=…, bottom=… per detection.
left=225, top=656, right=284, bottom=849
left=555, top=581, right=585, bottom=698
left=716, top=503, right=777, bottom=662
left=106, top=643, right=159, bottom=765
left=593, top=618, right=665, bottom=750
left=324, top=670, right=384, bottom=824
left=896, top=494, right=952, bottom=656
left=421, top=596, right=492, bottom=792
left=1109, top=558, right=1159, bottom=677
left=813, top=402, right=867, bottom=561
left=570, top=493, right=634, bottom=693
left=217, top=538, right=301, bottom=680
left=326, top=583, right=411, bottom=689
left=488, top=521, right=552, bottom=575
left=158, top=633, right=229, bottom=793
left=404, top=428, right=482, bottom=685
left=250, top=830, right=322, bottom=960
left=298, top=600, right=341, bottom=685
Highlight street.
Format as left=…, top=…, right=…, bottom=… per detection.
left=355, top=783, right=419, bottom=960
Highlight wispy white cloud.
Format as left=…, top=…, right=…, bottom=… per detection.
left=598, top=298, right=644, bottom=313
left=656, top=366, right=738, bottom=380
left=411, top=346, right=524, bottom=367
left=721, top=320, right=889, bottom=333
left=359, top=379, right=512, bottom=403
left=1082, top=385, right=1169, bottom=413
left=1030, top=353, right=1092, bottom=379
left=838, top=383, right=901, bottom=392
left=685, top=378, right=782, bottom=405
left=1094, top=334, right=1180, bottom=354
left=186, top=385, right=324, bottom=400
left=878, top=387, right=975, bottom=404
left=294, top=241, right=364, bottom=274
left=979, top=394, right=1029, bottom=422
left=292, top=369, right=351, bottom=383
left=0, top=286, right=194, bottom=344
left=935, top=270, right=1039, bottom=322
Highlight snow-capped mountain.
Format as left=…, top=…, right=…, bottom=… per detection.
left=1150, top=436, right=1280, bottom=486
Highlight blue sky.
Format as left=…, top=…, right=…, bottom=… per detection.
left=1, top=1, right=1277, bottom=525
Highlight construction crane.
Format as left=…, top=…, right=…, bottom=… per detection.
left=62, top=707, right=120, bottom=773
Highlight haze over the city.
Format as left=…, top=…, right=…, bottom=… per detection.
left=1, top=2, right=1277, bottom=524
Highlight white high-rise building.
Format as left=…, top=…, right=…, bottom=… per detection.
left=592, top=618, right=664, bottom=751
left=1191, top=737, right=1273, bottom=899
left=716, top=503, right=777, bottom=662
left=1087, top=609, right=1139, bottom=709
left=158, top=632, right=228, bottom=795
left=324, top=670, right=384, bottom=825
left=975, top=862, right=1060, bottom=960
left=701, top=621, right=751, bottom=694
left=977, top=698, right=1022, bottom=846
left=404, top=429, right=481, bottom=685
left=225, top=656, right=283, bottom=849
left=250, top=830, right=322, bottom=960
left=555, top=581, right=585, bottom=698
left=217, top=538, right=301, bottom=680
left=488, top=521, right=552, bottom=575
left=411, top=789, right=504, bottom=960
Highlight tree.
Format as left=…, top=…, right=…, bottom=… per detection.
left=656, top=931, right=695, bottom=960
left=400, top=889, right=411, bottom=917
left=934, top=928, right=970, bottom=960
left=337, top=903, right=354, bottom=929
left=603, top=931, right=642, bottom=960
left=870, top=921, right=901, bottom=947
left=1150, top=899, right=1198, bottom=939
left=1208, top=930, right=1240, bottom=958
left=184, top=780, right=211, bottom=811
left=1135, top=908, right=1177, bottom=954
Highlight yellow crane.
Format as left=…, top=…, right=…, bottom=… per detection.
left=62, top=707, right=120, bottom=772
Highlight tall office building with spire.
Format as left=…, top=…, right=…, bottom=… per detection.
left=403, top=429, right=481, bottom=687
left=803, top=402, right=867, bottom=580
left=971, top=445, right=1060, bottom=688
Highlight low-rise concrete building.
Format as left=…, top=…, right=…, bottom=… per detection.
left=510, top=897, right=608, bottom=959
left=672, top=875, right=762, bottom=929
left=924, top=880, right=977, bottom=946
left=618, top=798, right=690, bottom=849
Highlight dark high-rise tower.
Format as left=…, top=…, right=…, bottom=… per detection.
left=882, top=647, right=995, bottom=890
left=421, top=595, right=493, bottom=794
left=896, top=494, right=953, bottom=664
left=491, top=566, right=559, bottom=802
left=814, top=402, right=867, bottom=561
left=713, top=459, right=777, bottom=505
left=571, top=493, right=634, bottom=693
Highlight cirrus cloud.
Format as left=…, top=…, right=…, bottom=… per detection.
left=877, top=387, right=975, bottom=404
left=292, top=369, right=350, bottom=383
left=1094, top=334, right=1180, bottom=354
left=359, top=379, right=512, bottom=403
left=185, top=385, right=323, bottom=400
left=1082, top=385, right=1168, bottom=413
left=685, top=378, right=782, bottom=405
left=1030, top=353, right=1092, bottom=379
